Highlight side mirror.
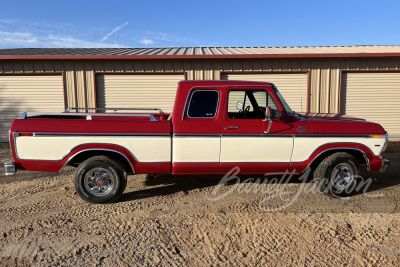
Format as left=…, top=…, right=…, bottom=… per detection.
left=265, top=106, right=272, bottom=120
left=265, top=106, right=281, bottom=120
left=264, top=107, right=281, bottom=134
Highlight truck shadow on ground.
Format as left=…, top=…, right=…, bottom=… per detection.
left=119, top=143, right=400, bottom=213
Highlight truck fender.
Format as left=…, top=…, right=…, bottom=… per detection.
left=61, top=143, right=137, bottom=174
left=291, top=142, right=376, bottom=173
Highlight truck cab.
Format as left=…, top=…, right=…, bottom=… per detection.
left=172, top=80, right=388, bottom=175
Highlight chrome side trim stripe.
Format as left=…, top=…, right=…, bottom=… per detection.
left=175, top=134, right=372, bottom=137
left=294, top=134, right=371, bottom=138
left=18, top=132, right=374, bottom=138
left=173, top=134, right=220, bottom=137
left=33, top=132, right=171, bottom=137
left=222, top=134, right=292, bottom=137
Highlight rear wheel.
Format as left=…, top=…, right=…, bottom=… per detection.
left=313, top=152, right=359, bottom=197
left=74, top=156, right=127, bottom=203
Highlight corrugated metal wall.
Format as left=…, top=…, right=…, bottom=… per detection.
left=341, top=72, right=400, bottom=137
left=96, top=73, right=185, bottom=113
left=0, top=75, right=64, bottom=141
left=221, top=73, right=308, bottom=113
left=1, top=57, right=399, bottom=114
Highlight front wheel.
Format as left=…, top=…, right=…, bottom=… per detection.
left=313, top=152, right=359, bottom=198
left=74, top=156, right=127, bottom=203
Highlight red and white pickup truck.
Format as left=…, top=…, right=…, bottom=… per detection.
left=4, top=80, right=390, bottom=203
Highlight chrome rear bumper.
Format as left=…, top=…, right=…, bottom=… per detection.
left=3, top=160, right=16, bottom=176
left=380, top=159, right=390, bottom=173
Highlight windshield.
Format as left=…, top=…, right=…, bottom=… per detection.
left=273, top=87, right=294, bottom=116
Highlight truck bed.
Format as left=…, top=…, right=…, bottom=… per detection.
left=11, top=112, right=172, bottom=134
left=9, top=111, right=172, bottom=174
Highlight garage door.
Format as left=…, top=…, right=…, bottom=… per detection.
left=0, top=75, right=64, bottom=142
left=221, top=73, right=309, bottom=113
left=341, top=72, right=400, bottom=138
left=96, top=74, right=185, bottom=113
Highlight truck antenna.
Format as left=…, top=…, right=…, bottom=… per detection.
left=300, top=84, right=306, bottom=121
left=300, top=98, right=305, bottom=121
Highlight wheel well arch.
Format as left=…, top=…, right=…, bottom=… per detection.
left=64, top=149, right=135, bottom=174
left=308, top=148, right=369, bottom=171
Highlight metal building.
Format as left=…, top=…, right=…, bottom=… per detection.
left=1, top=46, right=400, bottom=141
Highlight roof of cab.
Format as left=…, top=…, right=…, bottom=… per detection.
left=178, top=80, right=274, bottom=87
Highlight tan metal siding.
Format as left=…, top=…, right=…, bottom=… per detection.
left=329, top=69, right=340, bottom=113
left=221, top=73, right=309, bottom=113
left=85, top=70, right=96, bottom=109
left=310, top=69, right=321, bottom=113
left=0, top=56, right=400, bottom=129
left=341, top=72, right=400, bottom=137
left=76, top=70, right=86, bottom=109
left=0, top=75, right=64, bottom=141
left=96, top=74, right=185, bottom=113
left=65, top=66, right=77, bottom=109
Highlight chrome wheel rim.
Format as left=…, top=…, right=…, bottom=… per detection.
left=330, top=163, right=354, bottom=190
left=84, top=167, right=113, bottom=196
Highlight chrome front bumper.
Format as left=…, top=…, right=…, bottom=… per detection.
left=380, top=159, right=390, bottom=173
left=3, top=160, right=16, bottom=176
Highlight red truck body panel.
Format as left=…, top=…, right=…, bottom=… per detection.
left=8, top=80, right=387, bottom=176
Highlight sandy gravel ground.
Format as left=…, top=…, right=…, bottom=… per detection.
left=0, top=143, right=399, bottom=266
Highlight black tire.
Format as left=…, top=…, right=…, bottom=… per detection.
left=313, top=152, right=359, bottom=198
left=74, top=156, right=127, bottom=204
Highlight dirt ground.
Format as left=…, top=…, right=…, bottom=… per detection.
left=0, top=143, right=399, bottom=266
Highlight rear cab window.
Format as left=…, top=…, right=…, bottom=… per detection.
left=187, top=90, right=220, bottom=118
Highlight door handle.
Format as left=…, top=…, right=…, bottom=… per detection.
left=228, top=126, right=240, bottom=129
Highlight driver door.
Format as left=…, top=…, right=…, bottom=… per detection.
left=220, top=87, right=293, bottom=174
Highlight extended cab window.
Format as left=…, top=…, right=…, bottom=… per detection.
left=228, top=90, right=278, bottom=119
left=187, top=90, right=219, bottom=118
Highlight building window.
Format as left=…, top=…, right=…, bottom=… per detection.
left=187, top=90, right=219, bottom=118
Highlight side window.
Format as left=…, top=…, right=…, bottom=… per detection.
left=267, top=93, right=278, bottom=110
left=187, top=90, right=219, bottom=118
left=228, top=91, right=246, bottom=113
left=253, top=91, right=266, bottom=109
left=227, top=90, right=278, bottom=119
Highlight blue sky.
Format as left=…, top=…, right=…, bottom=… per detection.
left=0, top=0, right=399, bottom=48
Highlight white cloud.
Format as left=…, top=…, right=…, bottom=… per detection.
left=136, top=31, right=200, bottom=46
left=142, top=31, right=176, bottom=43
left=0, top=18, right=129, bottom=48
left=47, top=35, right=125, bottom=48
left=101, top=22, right=128, bottom=41
left=0, top=18, right=201, bottom=48
left=140, top=38, right=155, bottom=45
left=0, top=31, right=38, bottom=46
left=0, top=19, right=19, bottom=24
left=0, top=31, right=125, bottom=48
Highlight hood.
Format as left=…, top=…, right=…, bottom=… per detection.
left=301, top=113, right=366, bottom=121
left=297, top=113, right=386, bottom=135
